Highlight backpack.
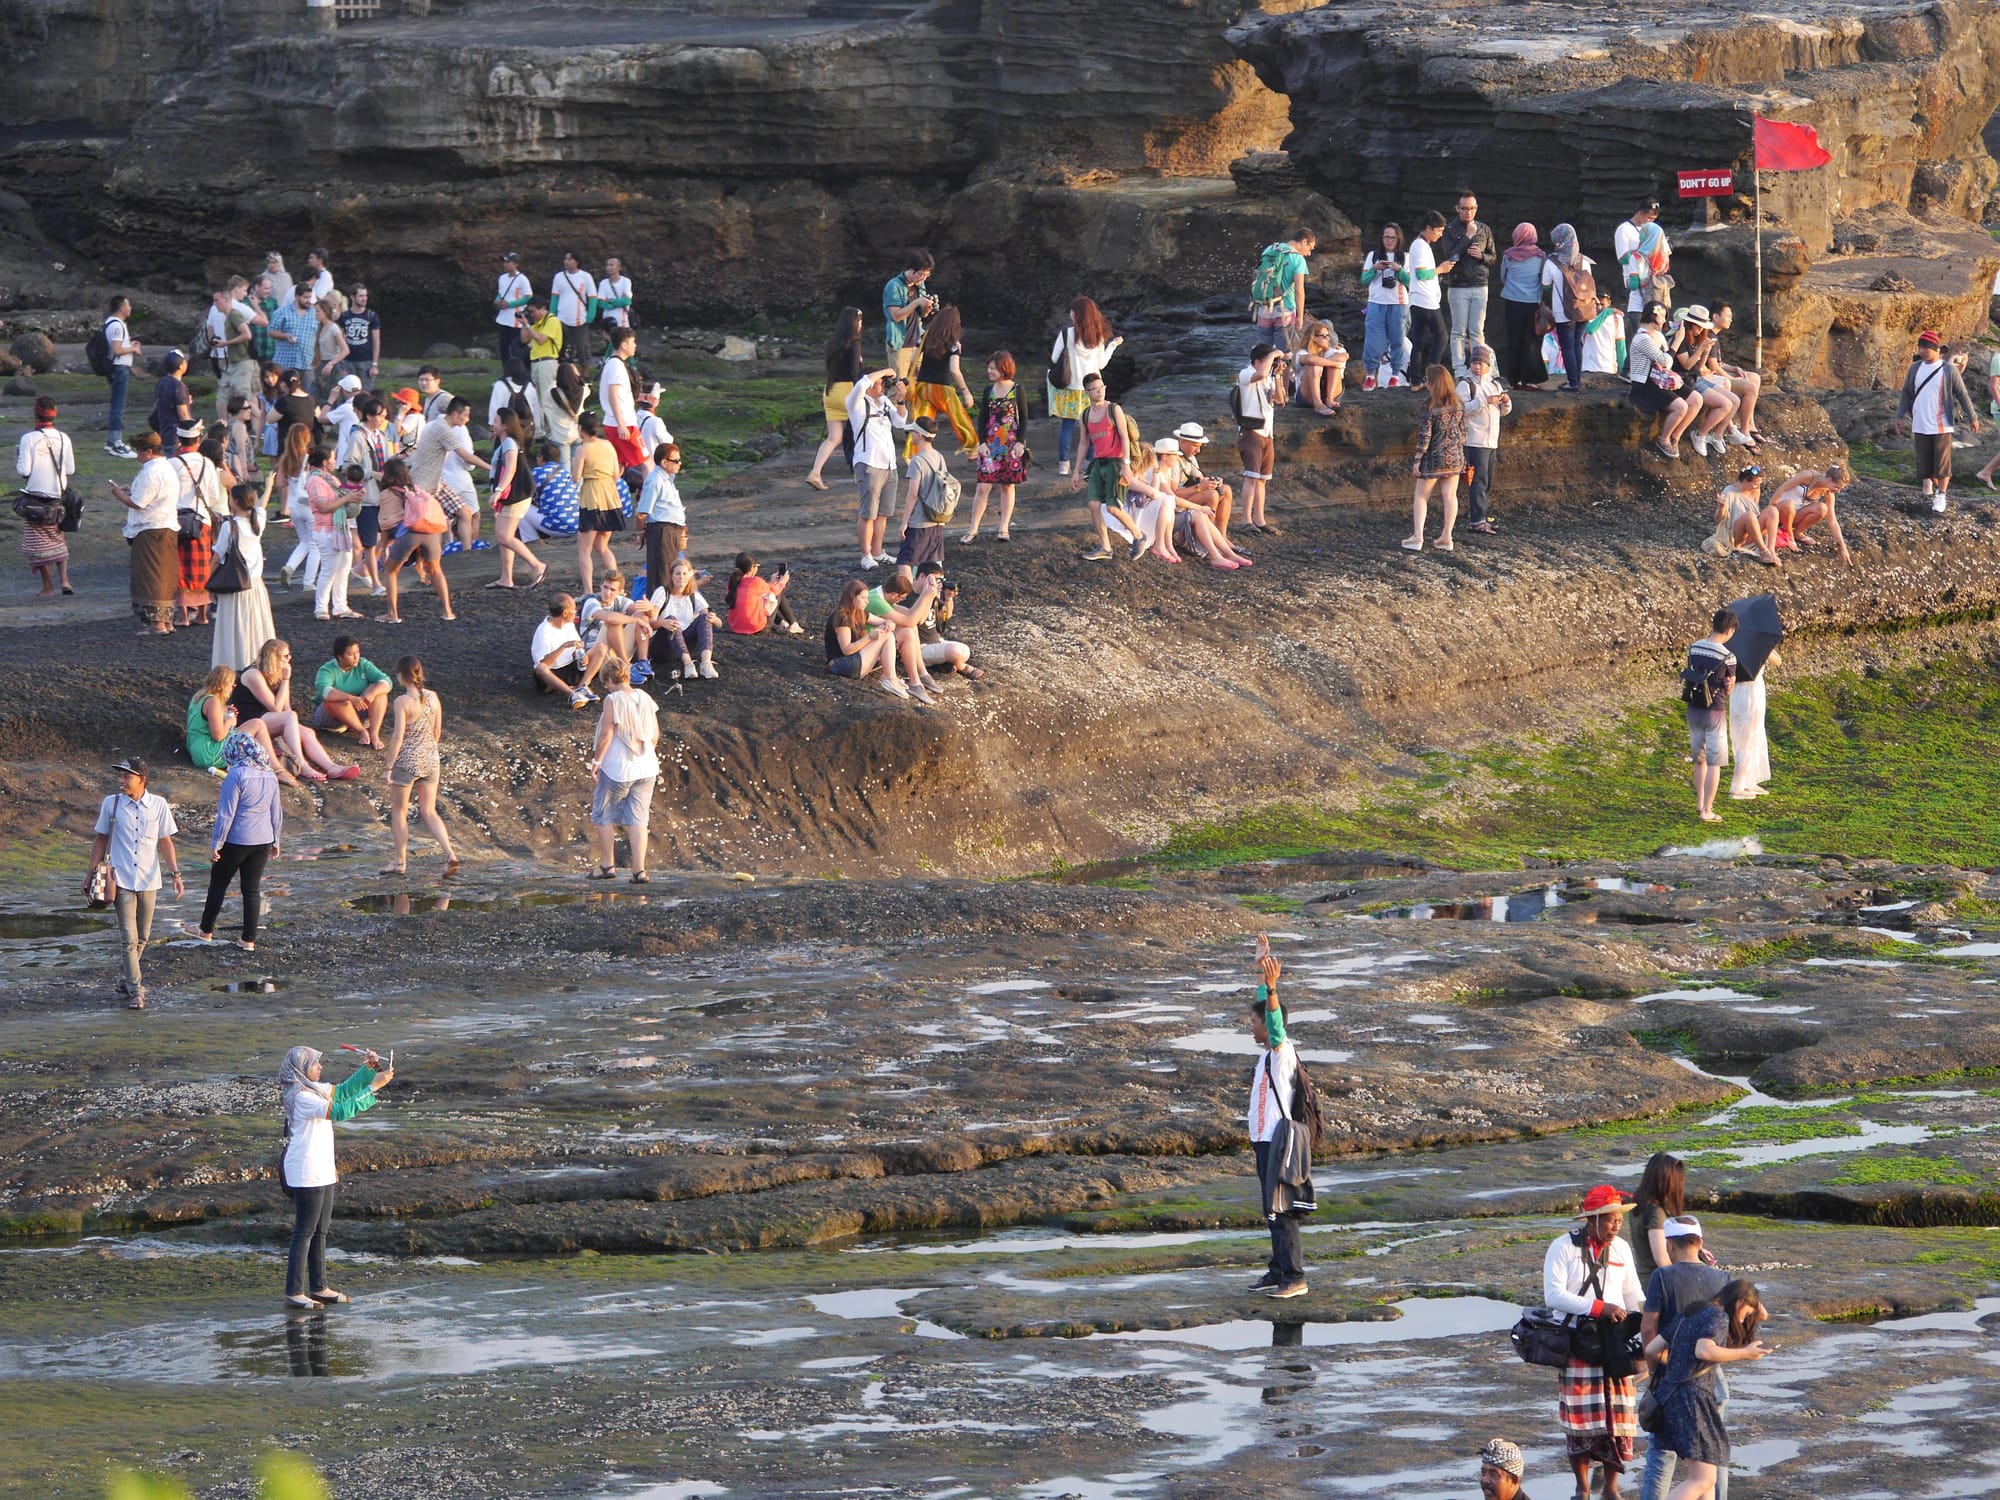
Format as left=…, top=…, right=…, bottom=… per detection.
left=401, top=486, right=449, bottom=535
left=1561, top=259, right=1602, bottom=320
left=1249, top=243, right=1295, bottom=316
left=1680, top=646, right=1733, bottom=709
left=915, top=452, right=961, bottom=525
left=1288, top=1057, right=1325, bottom=1154
left=86, top=319, right=114, bottom=378
left=505, top=381, right=534, bottom=426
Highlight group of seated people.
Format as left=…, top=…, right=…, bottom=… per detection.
left=823, top=561, right=980, bottom=705
left=185, top=635, right=389, bottom=782
left=1068, top=374, right=1254, bottom=569
left=1702, top=462, right=1852, bottom=568
left=527, top=552, right=806, bottom=708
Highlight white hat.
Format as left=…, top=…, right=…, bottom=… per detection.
left=1173, top=422, right=1208, bottom=444
left=1663, top=1215, right=1705, bottom=1240
left=640, top=382, right=663, bottom=403
left=1151, top=436, right=1181, bottom=455
left=335, top=373, right=364, bottom=392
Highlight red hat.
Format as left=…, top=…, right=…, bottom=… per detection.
left=1917, top=330, right=1943, bottom=347
left=1573, top=1184, right=1638, bottom=1219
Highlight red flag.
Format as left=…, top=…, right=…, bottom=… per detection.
left=1754, top=117, right=1831, bottom=172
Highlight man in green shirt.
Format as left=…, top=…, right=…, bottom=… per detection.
left=312, top=635, right=392, bottom=747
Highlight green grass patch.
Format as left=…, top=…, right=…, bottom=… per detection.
left=1845, top=439, right=1914, bottom=484
left=1236, top=894, right=1302, bottom=914
left=1826, top=1153, right=1980, bottom=1186
left=1154, top=654, right=2000, bottom=871
left=1090, top=875, right=1156, bottom=891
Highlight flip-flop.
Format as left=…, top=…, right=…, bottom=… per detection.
left=485, top=580, right=516, bottom=589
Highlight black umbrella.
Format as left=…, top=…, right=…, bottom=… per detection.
left=1725, top=592, right=1784, bottom=680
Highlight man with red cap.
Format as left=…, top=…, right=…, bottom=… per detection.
left=1544, top=1184, right=1646, bottom=1500
left=1895, top=329, right=1980, bottom=514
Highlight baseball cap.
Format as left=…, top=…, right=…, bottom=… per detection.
left=911, top=416, right=939, bottom=438
left=1663, top=1215, right=1705, bottom=1240
left=1173, top=422, right=1208, bottom=444
left=111, top=756, right=151, bottom=779
left=336, top=373, right=363, bottom=392
left=501, top=251, right=521, bottom=265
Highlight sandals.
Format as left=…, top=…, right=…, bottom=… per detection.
left=377, top=865, right=406, bottom=877
left=804, top=475, right=828, bottom=491
left=587, top=867, right=617, bottom=880
left=286, top=1294, right=318, bottom=1309
left=442, top=859, right=461, bottom=880
left=310, top=1289, right=350, bottom=1304
left=527, top=566, right=550, bottom=589
left=631, top=872, right=650, bottom=884
left=485, top=579, right=517, bottom=589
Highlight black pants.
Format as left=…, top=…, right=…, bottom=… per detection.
left=286, top=1183, right=335, bottom=1297
left=1408, top=306, right=1447, bottom=380
left=1466, top=445, right=1496, bottom=524
left=1500, top=299, right=1547, bottom=386
left=1253, top=1141, right=1304, bottom=1281
left=762, top=595, right=799, bottom=631
left=560, top=322, right=590, bottom=367
left=495, top=326, right=520, bottom=371
left=201, top=841, right=272, bottom=941
left=644, top=520, right=686, bottom=600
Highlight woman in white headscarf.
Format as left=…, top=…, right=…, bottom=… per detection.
left=280, top=1043, right=394, bottom=1308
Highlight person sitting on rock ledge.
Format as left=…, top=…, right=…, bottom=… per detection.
left=1295, top=319, right=1348, bottom=414
left=1170, top=423, right=1233, bottom=540
left=1666, top=309, right=1740, bottom=459
left=312, top=634, right=392, bottom=748
left=825, top=578, right=913, bottom=700
left=1766, top=464, right=1853, bottom=565
left=1626, top=304, right=1697, bottom=461
left=1705, top=305, right=1763, bottom=448
left=532, top=593, right=608, bottom=709
left=1895, top=330, right=1980, bottom=514
left=1699, top=466, right=1781, bottom=569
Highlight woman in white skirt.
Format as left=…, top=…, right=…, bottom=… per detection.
left=211, top=478, right=277, bottom=671
left=1729, top=648, right=1777, bottom=800
left=588, top=658, right=660, bottom=883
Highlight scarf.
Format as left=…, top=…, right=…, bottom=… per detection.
left=1550, top=223, right=1579, bottom=267
left=1503, top=223, right=1542, bottom=263
left=1637, top=221, right=1668, bottom=272
left=280, top=1045, right=325, bottom=1124
left=222, top=729, right=269, bottom=771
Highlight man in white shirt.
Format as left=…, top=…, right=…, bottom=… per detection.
left=1406, top=212, right=1446, bottom=379
left=598, top=326, right=643, bottom=468
left=532, top=593, right=608, bottom=708
left=202, top=288, right=232, bottom=384
left=493, top=251, right=532, bottom=369
left=1245, top=939, right=1308, bottom=1299
left=1235, top=344, right=1282, bottom=535
left=325, top=374, right=365, bottom=464
left=551, top=251, right=597, bottom=366
left=846, top=368, right=909, bottom=568
left=1613, top=201, right=1657, bottom=316
left=635, top=383, right=674, bottom=457
left=303, top=248, right=335, bottom=305
left=102, top=293, right=142, bottom=458
left=1457, top=344, right=1511, bottom=535
left=597, top=256, right=633, bottom=331
left=88, top=756, right=183, bottom=1008
left=1895, top=329, right=1981, bottom=513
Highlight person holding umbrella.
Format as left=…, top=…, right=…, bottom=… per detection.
left=1723, top=594, right=1783, bottom=802
left=280, top=1043, right=393, bottom=1309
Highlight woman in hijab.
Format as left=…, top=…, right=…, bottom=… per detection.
left=1497, top=223, right=1548, bottom=388
left=1540, top=224, right=1596, bottom=395
left=280, top=1043, right=394, bottom=1309
left=183, top=731, right=284, bottom=950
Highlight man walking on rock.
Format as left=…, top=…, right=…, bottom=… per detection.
left=1895, top=329, right=1980, bottom=514
left=1245, top=935, right=1309, bottom=1300
left=1436, top=190, right=1495, bottom=377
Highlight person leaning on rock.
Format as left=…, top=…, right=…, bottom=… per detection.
left=1895, top=329, right=1980, bottom=514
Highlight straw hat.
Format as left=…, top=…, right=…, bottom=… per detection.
left=1572, top=1184, right=1638, bottom=1219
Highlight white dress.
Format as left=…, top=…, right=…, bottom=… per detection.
left=1728, top=675, right=1770, bottom=795
left=211, top=515, right=276, bottom=671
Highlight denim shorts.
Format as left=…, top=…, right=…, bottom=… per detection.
left=1688, top=716, right=1726, bottom=762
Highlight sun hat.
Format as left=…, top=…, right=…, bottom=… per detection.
left=1152, top=436, right=1181, bottom=454
left=1479, top=1439, right=1524, bottom=1478
left=1173, top=422, right=1208, bottom=444
left=1679, top=305, right=1714, bottom=330
left=1573, top=1184, right=1639, bottom=1219
left=392, top=388, right=422, bottom=407
left=1663, top=1214, right=1705, bottom=1240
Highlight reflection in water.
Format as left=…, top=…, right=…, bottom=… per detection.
left=285, top=1310, right=330, bottom=1377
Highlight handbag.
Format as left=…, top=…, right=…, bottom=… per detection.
left=1647, top=362, right=1683, bottom=392
left=1049, top=328, right=1073, bottom=392
left=12, top=491, right=63, bottom=527
left=1510, top=1307, right=1575, bottom=1369
left=59, top=486, right=84, bottom=533
left=85, top=860, right=118, bottom=910
left=207, top=518, right=250, bottom=594
left=1636, top=1383, right=1665, bottom=1435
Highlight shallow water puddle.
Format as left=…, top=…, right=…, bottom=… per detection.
left=0, top=911, right=110, bottom=940
left=592, top=1482, right=725, bottom=1500
left=1876, top=1299, right=2000, bottom=1333
left=1362, top=888, right=1564, bottom=923
left=1167, top=1028, right=1354, bottom=1064
left=1084, top=1296, right=1522, bottom=1350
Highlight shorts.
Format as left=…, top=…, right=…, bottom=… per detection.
left=828, top=652, right=867, bottom=679
left=1913, top=431, right=1951, bottom=485
left=221, top=360, right=259, bottom=403
left=1237, top=429, right=1274, bottom=482
left=577, top=509, right=625, bottom=532
left=311, top=702, right=343, bottom=729
left=1085, top=456, right=1124, bottom=505
left=537, top=655, right=586, bottom=692
left=1629, top=379, right=1677, bottom=417
left=495, top=498, right=531, bottom=522
left=895, top=523, right=947, bottom=571
left=386, top=529, right=443, bottom=570
left=890, top=347, right=920, bottom=382
left=1255, top=308, right=1300, bottom=333
left=355, top=504, right=380, bottom=549
left=856, top=464, right=894, bottom=519
left=1687, top=713, right=1726, bottom=763
left=590, top=773, right=656, bottom=828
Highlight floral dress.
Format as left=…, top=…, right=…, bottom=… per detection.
left=974, top=384, right=1028, bottom=485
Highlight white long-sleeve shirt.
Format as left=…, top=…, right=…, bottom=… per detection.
left=847, top=385, right=906, bottom=473
left=1050, top=330, right=1122, bottom=395
left=1543, top=1229, right=1645, bottom=1318
left=1457, top=374, right=1506, bottom=450
left=15, top=426, right=74, bottom=497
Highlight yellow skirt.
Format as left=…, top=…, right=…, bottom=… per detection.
left=822, top=381, right=856, bottom=424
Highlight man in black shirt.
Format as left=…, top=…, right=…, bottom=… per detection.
left=1435, top=189, right=1496, bottom=378
left=341, top=287, right=381, bottom=389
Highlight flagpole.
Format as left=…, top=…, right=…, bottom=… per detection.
left=1754, top=156, right=1764, bottom=372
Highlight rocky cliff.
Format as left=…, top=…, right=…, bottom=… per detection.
left=0, top=0, right=1299, bottom=332
left=1229, top=0, right=2000, bottom=385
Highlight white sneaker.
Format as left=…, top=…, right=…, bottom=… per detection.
left=1725, top=427, right=1751, bottom=447
left=1932, top=494, right=1949, bottom=513
left=698, top=661, right=718, bottom=680
left=862, top=554, right=878, bottom=569
left=1057, top=461, right=1071, bottom=477
left=1689, top=434, right=1711, bottom=458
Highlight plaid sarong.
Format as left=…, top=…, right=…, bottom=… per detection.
left=177, top=520, right=213, bottom=593
left=1558, top=1356, right=1636, bottom=1468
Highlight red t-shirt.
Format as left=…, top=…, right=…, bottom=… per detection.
left=729, top=575, right=779, bottom=635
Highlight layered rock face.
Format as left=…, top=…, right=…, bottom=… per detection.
left=1230, top=0, right=2000, bottom=385
left=1, top=0, right=1299, bottom=330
